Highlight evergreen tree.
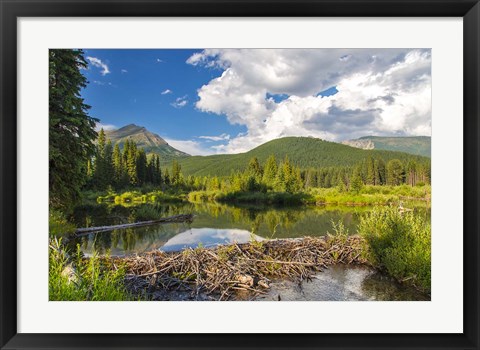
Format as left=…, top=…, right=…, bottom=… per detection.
left=171, top=159, right=181, bottom=185
left=49, top=49, right=98, bottom=209
left=350, top=166, right=364, bottom=194
left=136, top=148, right=147, bottom=186
left=126, top=140, right=138, bottom=186
left=262, top=155, right=278, bottom=186
left=386, top=159, right=404, bottom=186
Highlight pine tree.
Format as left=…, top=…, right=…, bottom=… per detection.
left=350, top=166, right=364, bottom=194
left=49, top=49, right=98, bottom=209
left=262, top=155, right=278, bottom=186
left=136, top=148, right=147, bottom=186
left=386, top=159, right=404, bottom=186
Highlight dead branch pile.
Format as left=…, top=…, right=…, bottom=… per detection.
left=111, top=235, right=367, bottom=301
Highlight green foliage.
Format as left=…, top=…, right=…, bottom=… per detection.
left=49, top=49, right=98, bottom=210
left=49, top=238, right=133, bottom=301
left=134, top=204, right=161, bottom=221
left=49, top=210, right=76, bottom=237
left=358, top=206, right=431, bottom=292
left=178, top=136, right=430, bottom=177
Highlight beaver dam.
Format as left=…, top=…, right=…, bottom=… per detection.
left=105, top=235, right=368, bottom=301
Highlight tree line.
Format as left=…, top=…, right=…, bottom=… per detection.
left=87, top=128, right=431, bottom=196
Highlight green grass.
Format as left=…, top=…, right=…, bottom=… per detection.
left=49, top=238, right=134, bottom=301
left=358, top=206, right=431, bottom=292
left=310, top=185, right=430, bottom=205
left=49, top=210, right=76, bottom=237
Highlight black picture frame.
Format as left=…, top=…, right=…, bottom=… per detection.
left=1, top=1, right=479, bottom=349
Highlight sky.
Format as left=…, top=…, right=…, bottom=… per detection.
left=80, top=48, right=431, bottom=156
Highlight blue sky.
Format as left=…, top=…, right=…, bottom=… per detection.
left=81, top=49, right=431, bottom=155
left=81, top=49, right=247, bottom=154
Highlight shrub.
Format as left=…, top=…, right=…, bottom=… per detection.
left=358, top=206, right=431, bottom=292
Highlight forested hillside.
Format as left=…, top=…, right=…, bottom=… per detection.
left=179, top=137, right=429, bottom=177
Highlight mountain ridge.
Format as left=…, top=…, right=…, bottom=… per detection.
left=342, top=135, right=431, bottom=157
left=104, top=124, right=190, bottom=160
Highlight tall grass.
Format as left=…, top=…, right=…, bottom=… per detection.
left=49, top=238, right=133, bottom=301
left=311, top=185, right=430, bottom=205
left=49, top=210, right=76, bottom=237
left=358, top=206, right=431, bottom=292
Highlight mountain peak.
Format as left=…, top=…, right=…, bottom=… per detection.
left=104, top=124, right=190, bottom=159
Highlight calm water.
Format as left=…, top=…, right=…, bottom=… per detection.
left=71, top=202, right=372, bottom=256
left=71, top=201, right=429, bottom=256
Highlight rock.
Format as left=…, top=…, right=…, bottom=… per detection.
left=237, top=274, right=254, bottom=287
left=257, top=280, right=270, bottom=289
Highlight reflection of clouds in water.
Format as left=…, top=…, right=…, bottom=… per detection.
left=161, top=228, right=263, bottom=252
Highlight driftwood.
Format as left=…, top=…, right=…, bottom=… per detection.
left=74, top=214, right=194, bottom=236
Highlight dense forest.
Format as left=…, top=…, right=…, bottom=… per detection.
left=87, top=129, right=430, bottom=196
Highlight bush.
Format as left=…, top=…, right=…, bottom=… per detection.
left=49, top=210, right=76, bottom=237
left=358, top=206, right=431, bottom=292
left=49, top=238, right=133, bottom=301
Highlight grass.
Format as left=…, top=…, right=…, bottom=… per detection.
left=49, top=238, right=134, bottom=301
left=310, top=184, right=430, bottom=206
left=358, top=206, right=431, bottom=292
left=49, top=209, right=76, bottom=237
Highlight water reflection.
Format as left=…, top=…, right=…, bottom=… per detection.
left=71, top=201, right=430, bottom=257
left=161, top=228, right=263, bottom=252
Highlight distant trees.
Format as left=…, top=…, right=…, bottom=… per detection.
left=49, top=49, right=98, bottom=210
left=88, top=132, right=163, bottom=190
left=86, top=130, right=430, bottom=195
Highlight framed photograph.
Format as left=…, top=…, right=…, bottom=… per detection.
left=1, top=0, right=478, bottom=349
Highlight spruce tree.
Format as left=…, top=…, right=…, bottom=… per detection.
left=49, top=49, right=98, bottom=209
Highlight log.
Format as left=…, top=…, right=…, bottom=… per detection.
left=74, top=214, right=194, bottom=236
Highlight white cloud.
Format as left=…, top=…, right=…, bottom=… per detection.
left=198, top=133, right=230, bottom=142
left=161, top=89, right=172, bottom=95
left=156, top=58, right=163, bottom=63
left=171, top=95, right=188, bottom=108
left=86, top=56, right=110, bottom=76
left=164, top=138, right=213, bottom=156
left=187, top=49, right=431, bottom=153
left=95, top=122, right=117, bottom=131
left=121, top=69, right=128, bottom=73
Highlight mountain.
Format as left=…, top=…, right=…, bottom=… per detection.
left=179, top=136, right=429, bottom=177
left=341, top=136, right=431, bottom=157
left=104, top=124, right=189, bottom=160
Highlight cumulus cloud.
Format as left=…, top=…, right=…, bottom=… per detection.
left=164, top=138, right=212, bottom=156
left=161, top=89, right=172, bottom=95
left=198, top=133, right=230, bottom=142
left=187, top=48, right=431, bottom=153
left=86, top=56, right=110, bottom=76
left=171, top=95, right=188, bottom=108
left=95, top=122, right=117, bottom=131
